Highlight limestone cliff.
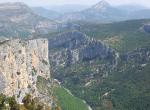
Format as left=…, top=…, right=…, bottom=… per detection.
left=0, top=39, right=52, bottom=105
left=49, top=31, right=117, bottom=67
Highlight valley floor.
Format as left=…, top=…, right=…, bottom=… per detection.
left=54, top=86, right=91, bottom=110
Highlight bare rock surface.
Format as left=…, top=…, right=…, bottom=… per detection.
left=0, top=38, right=52, bottom=105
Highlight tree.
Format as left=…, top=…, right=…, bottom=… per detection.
left=0, top=93, right=6, bottom=109
left=6, top=96, right=20, bottom=110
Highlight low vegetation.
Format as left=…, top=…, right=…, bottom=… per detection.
left=78, top=19, right=150, bottom=52
left=0, top=94, right=51, bottom=110
left=54, top=86, right=89, bottom=110
left=54, top=61, right=150, bottom=110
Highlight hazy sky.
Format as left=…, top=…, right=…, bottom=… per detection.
left=0, top=0, right=150, bottom=7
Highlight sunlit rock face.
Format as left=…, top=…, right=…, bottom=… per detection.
left=0, top=39, right=51, bottom=104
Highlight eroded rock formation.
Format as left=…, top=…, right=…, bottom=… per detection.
left=0, top=39, right=51, bottom=105
left=49, top=31, right=117, bottom=67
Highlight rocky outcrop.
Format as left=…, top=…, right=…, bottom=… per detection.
left=49, top=31, right=117, bottom=67
left=121, top=47, right=150, bottom=64
left=0, top=39, right=52, bottom=105
left=143, top=24, right=150, bottom=33
left=79, top=40, right=115, bottom=61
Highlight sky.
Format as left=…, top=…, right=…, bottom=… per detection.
left=0, top=0, right=150, bottom=8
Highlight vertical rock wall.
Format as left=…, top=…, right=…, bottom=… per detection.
left=0, top=39, right=51, bottom=104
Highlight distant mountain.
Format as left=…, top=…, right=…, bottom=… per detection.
left=47, top=4, right=89, bottom=13
left=130, top=9, right=150, bottom=19
left=0, top=2, right=60, bottom=39
left=30, top=0, right=150, bottom=23
left=90, top=0, right=110, bottom=11
left=48, top=0, right=150, bottom=23
left=116, top=5, right=150, bottom=20
left=32, top=7, right=62, bottom=20
left=58, top=0, right=127, bottom=23
left=117, top=4, right=147, bottom=12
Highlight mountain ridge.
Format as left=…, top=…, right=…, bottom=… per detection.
left=0, top=2, right=61, bottom=39
left=32, top=0, right=150, bottom=23
left=91, top=0, right=110, bottom=11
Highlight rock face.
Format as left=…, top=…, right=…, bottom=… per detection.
left=121, top=47, right=150, bottom=64
left=49, top=31, right=117, bottom=67
left=143, top=24, right=150, bottom=33
left=0, top=39, right=51, bottom=105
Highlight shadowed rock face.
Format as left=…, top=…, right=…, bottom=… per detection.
left=121, top=48, right=150, bottom=64
left=143, top=24, right=150, bottom=33
left=79, top=40, right=114, bottom=61
left=48, top=31, right=88, bottom=50
left=49, top=31, right=117, bottom=67
left=0, top=39, right=52, bottom=105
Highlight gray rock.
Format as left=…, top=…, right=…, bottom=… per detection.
left=0, top=74, right=6, bottom=93
left=0, top=38, right=52, bottom=106
left=49, top=31, right=117, bottom=67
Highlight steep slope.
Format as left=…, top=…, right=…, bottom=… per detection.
left=48, top=31, right=118, bottom=109
left=0, top=2, right=60, bottom=39
left=48, top=31, right=117, bottom=68
left=91, top=0, right=110, bottom=10
left=78, top=19, right=150, bottom=52
left=0, top=39, right=52, bottom=106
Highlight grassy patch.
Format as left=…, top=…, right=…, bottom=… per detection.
left=54, top=86, right=89, bottom=110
